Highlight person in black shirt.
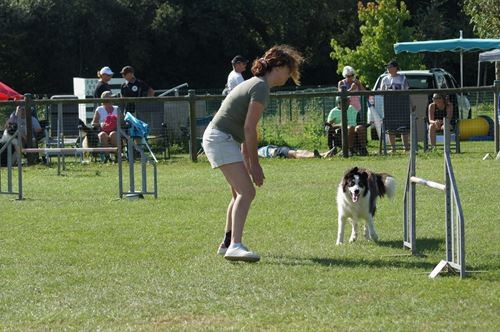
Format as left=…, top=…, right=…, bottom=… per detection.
left=94, top=66, right=114, bottom=98
left=120, top=66, right=154, bottom=113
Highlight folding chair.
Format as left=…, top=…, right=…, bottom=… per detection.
left=379, top=95, right=411, bottom=155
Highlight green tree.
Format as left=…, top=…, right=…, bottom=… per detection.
left=330, top=0, right=422, bottom=88
left=149, top=0, right=360, bottom=88
left=463, top=0, right=500, bottom=38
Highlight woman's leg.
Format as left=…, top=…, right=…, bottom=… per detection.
left=98, top=132, right=110, bottom=147
left=108, top=131, right=118, bottom=147
left=347, top=126, right=355, bottom=149
left=219, top=161, right=256, bottom=245
left=389, top=134, right=396, bottom=152
left=288, top=149, right=315, bottom=158
left=429, top=124, right=437, bottom=147
left=402, top=133, right=410, bottom=151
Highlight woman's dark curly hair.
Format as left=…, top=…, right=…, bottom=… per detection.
left=251, top=45, right=304, bottom=85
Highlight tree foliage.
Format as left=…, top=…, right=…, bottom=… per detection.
left=330, top=0, right=422, bottom=88
left=0, top=0, right=359, bottom=94
left=0, top=0, right=480, bottom=95
left=463, top=0, right=500, bottom=38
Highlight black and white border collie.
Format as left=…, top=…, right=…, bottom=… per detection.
left=336, top=167, right=396, bottom=245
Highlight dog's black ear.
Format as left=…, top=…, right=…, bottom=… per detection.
left=360, top=170, right=368, bottom=181
left=342, top=167, right=356, bottom=192
left=344, top=167, right=357, bottom=178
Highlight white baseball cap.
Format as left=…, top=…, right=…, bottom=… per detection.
left=99, top=66, right=114, bottom=76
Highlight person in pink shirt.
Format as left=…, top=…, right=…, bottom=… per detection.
left=337, top=65, right=365, bottom=111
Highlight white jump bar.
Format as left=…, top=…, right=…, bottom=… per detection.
left=410, top=176, right=446, bottom=191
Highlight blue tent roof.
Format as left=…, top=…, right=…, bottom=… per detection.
left=394, top=38, right=500, bottom=54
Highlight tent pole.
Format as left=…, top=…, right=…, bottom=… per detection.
left=476, top=60, right=481, bottom=106
left=495, top=64, right=499, bottom=154
left=477, top=61, right=480, bottom=87
left=460, top=31, right=464, bottom=89
left=461, top=50, right=463, bottom=88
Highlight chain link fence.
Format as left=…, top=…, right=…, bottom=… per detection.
left=1, top=84, right=499, bottom=163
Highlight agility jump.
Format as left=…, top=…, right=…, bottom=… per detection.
left=403, top=112, right=466, bottom=278
left=1, top=102, right=158, bottom=200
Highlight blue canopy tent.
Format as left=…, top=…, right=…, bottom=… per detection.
left=394, top=34, right=500, bottom=87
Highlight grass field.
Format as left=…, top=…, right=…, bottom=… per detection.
left=1, top=142, right=499, bottom=330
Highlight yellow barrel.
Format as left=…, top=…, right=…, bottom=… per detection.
left=459, top=117, right=489, bottom=141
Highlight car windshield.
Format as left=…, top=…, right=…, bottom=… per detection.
left=406, top=75, right=435, bottom=89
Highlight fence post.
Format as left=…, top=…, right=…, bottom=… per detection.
left=188, top=89, right=198, bottom=162
left=494, top=80, right=500, bottom=154
left=340, top=86, right=349, bottom=158
left=23, top=93, right=37, bottom=165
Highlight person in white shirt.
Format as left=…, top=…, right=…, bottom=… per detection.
left=91, top=91, right=120, bottom=149
left=223, top=55, right=248, bottom=95
left=379, top=60, right=410, bottom=152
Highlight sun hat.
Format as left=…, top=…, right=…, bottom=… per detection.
left=99, top=66, right=114, bottom=76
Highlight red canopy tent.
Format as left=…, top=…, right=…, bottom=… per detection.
left=0, top=81, right=23, bottom=100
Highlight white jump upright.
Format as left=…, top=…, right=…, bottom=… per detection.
left=403, top=112, right=466, bottom=278
left=117, top=114, right=158, bottom=199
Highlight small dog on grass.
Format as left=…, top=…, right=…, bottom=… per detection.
left=336, top=167, right=396, bottom=245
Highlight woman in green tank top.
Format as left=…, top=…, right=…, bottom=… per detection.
left=203, top=45, right=304, bottom=262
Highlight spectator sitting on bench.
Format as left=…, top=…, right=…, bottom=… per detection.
left=428, top=93, right=453, bottom=149
left=91, top=91, right=120, bottom=150
left=325, top=96, right=368, bottom=156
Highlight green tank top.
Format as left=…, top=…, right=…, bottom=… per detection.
left=212, top=76, right=269, bottom=143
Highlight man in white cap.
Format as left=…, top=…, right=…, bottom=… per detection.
left=94, top=66, right=114, bottom=98
left=223, top=55, right=248, bottom=95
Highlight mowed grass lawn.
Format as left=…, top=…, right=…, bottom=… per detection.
left=1, top=143, right=499, bottom=330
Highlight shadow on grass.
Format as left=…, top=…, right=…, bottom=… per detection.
left=266, top=238, right=445, bottom=271
left=308, top=257, right=436, bottom=270
left=377, top=237, right=443, bottom=254
left=266, top=252, right=437, bottom=270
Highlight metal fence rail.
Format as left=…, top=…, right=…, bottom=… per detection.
left=0, top=84, right=498, bottom=163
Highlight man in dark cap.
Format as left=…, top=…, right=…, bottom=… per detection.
left=223, top=55, right=248, bottom=95
left=120, top=65, right=154, bottom=113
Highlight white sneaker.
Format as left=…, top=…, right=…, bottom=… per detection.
left=224, top=244, right=260, bottom=262
left=217, top=243, right=228, bottom=256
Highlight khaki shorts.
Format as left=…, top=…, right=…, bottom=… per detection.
left=202, top=124, right=243, bottom=168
